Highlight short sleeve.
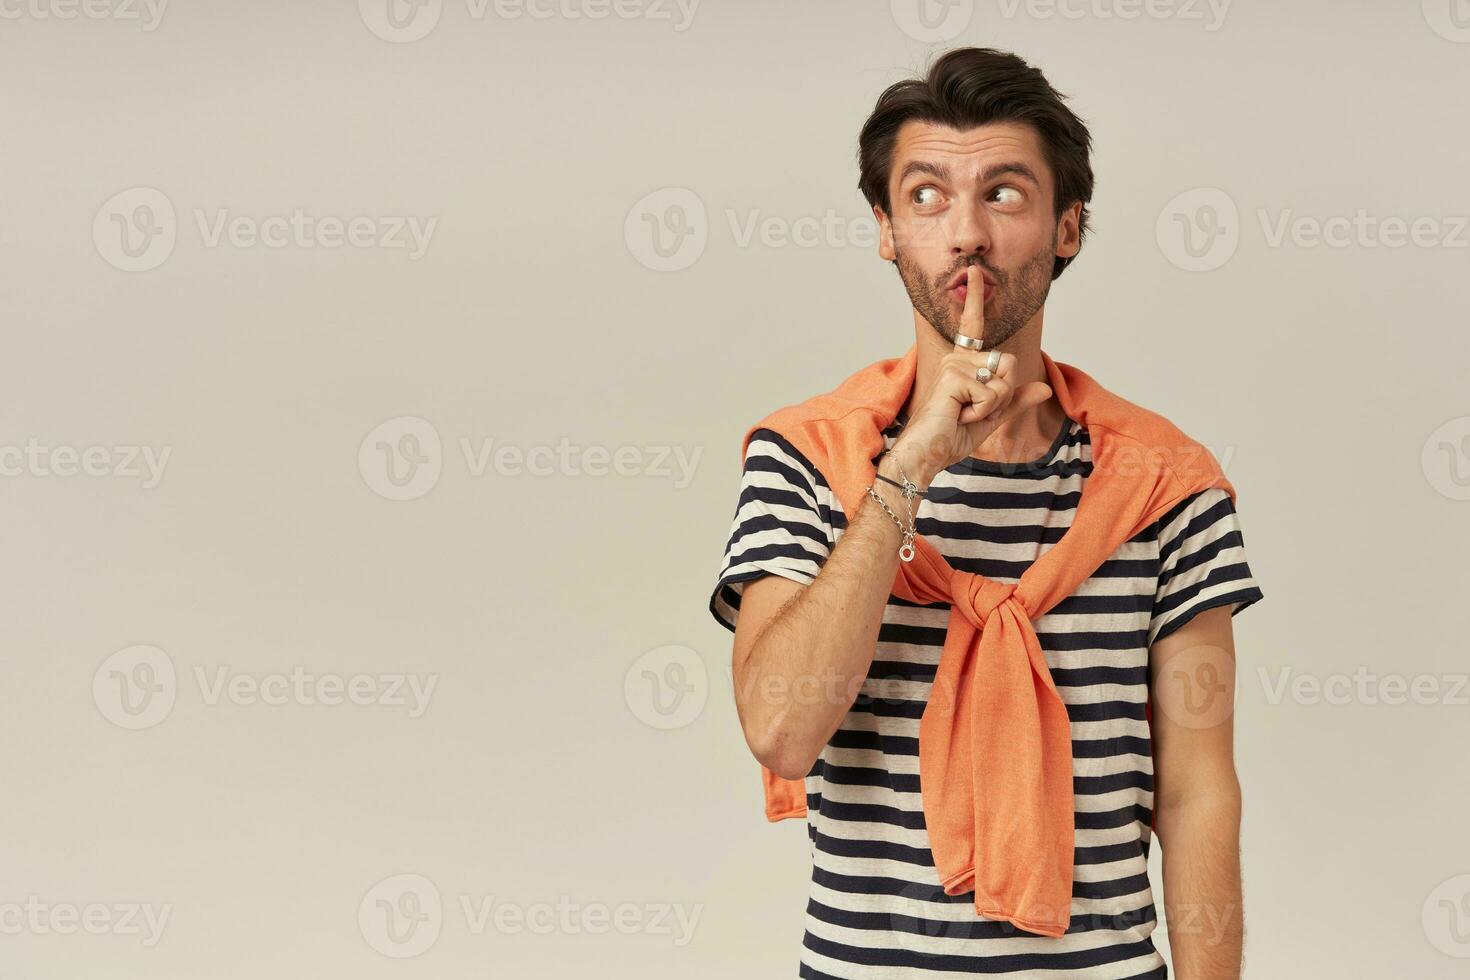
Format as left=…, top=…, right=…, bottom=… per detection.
left=1148, top=487, right=1264, bottom=646
left=708, top=428, right=834, bottom=633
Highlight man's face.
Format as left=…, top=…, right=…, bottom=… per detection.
left=876, top=120, right=1080, bottom=348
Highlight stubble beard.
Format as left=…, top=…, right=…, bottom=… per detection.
left=893, top=226, right=1058, bottom=349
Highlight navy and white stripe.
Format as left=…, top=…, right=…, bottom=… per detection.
left=710, top=415, right=1263, bottom=978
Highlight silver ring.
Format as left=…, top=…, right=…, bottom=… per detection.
left=954, top=333, right=984, bottom=351
left=975, top=365, right=993, bottom=384
left=987, top=350, right=1001, bottom=373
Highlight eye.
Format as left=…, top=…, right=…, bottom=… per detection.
left=991, top=185, right=1024, bottom=206
left=911, top=185, right=943, bottom=208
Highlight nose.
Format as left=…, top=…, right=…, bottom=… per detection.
left=947, top=195, right=992, bottom=262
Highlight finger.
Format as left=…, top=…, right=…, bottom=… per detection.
left=941, top=357, right=1012, bottom=400
left=944, top=347, right=1015, bottom=383
left=955, top=265, right=986, bottom=349
left=952, top=379, right=1011, bottom=426
left=933, top=365, right=997, bottom=429
left=940, top=359, right=1012, bottom=426
left=956, top=376, right=1013, bottom=426
left=981, top=381, right=1053, bottom=429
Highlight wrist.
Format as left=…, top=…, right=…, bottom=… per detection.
left=879, top=443, right=933, bottom=494
left=865, top=461, right=920, bottom=563
left=870, top=469, right=919, bottom=519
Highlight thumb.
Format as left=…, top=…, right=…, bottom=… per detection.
left=1014, top=381, right=1053, bottom=410
left=987, top=381, right=1053, bottom=429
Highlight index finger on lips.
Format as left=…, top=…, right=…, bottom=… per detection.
left=955, top=266, right=985, bottom=351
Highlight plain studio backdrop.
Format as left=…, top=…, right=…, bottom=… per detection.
left=1, top=1, right=1466, bottom=977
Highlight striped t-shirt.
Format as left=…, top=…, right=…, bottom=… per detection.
left=709, top=410, right=1264, bottom=979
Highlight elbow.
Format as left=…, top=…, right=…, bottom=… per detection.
left=767, top=753, right=816, bottom=783
left=747, top=725, right=818, bottom=782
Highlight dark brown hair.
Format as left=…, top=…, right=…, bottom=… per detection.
left=857, top=47, right=1094, bottom=280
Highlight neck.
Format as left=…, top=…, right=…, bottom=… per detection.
left=899, top=308, right=1064, bottom=464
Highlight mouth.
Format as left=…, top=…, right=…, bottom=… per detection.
left=947, top=269, right=996, bottom=304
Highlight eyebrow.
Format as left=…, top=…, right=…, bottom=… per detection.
left=896, top=159, right=1041, bottom=189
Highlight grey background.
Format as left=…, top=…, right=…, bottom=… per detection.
left=1, top=0, right=1467, bottom=976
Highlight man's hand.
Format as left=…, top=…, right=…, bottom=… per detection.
left=893, top=266, right=1054, bottom=486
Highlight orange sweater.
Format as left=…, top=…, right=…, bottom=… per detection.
left=740, top=344, right=1235, bottom=938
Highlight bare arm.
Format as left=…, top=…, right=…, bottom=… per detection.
left=730, top=449, right=927, bottom=780
left=1150, top=603, right=1245, bottom=979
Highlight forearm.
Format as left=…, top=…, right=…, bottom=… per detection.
left=1156, top=784, right=1244, bottom=979
left=736, top=453, right=922, bottom=779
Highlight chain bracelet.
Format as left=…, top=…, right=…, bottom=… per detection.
left=866, top=452, right=921, bottom=562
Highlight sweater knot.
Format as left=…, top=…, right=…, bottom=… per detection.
left=950, top=572, right=1018, bottom=628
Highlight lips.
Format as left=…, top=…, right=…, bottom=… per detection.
left=948, top=269, right=995, bottom=303
left=948, top=267, right=996, bottom=291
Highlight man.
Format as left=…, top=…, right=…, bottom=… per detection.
left=709, top=48, right=1264, bottom=978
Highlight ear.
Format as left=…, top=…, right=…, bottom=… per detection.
left=1055, top=200, right=1082, bottom=260
left=874, top=204, right=895, bottom=262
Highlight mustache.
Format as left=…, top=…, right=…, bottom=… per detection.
left=942, top=262, right=1001, bottom=287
